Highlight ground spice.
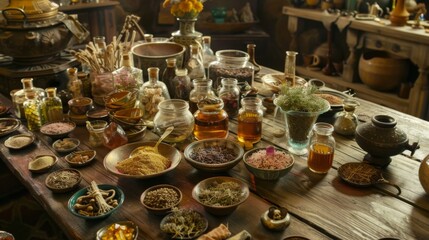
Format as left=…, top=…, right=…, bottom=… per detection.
left=246, top=149, right=293, bottom=169
left=41, top=122, right=74, bottom=135
left=189, top=146, right=237, bottom=164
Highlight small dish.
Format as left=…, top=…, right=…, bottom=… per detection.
left=68, top=183, right=124, bottom=220
left=4, top=133, right=35, bottom=150
left=0, top=105, right=10, bottom=117
left=113, top=108, right=143, bottom=124
left=40, top=121, right=76, bottom=139
left=68, top=97, right=93, bottom=115
left=124, top=126, right=147, bottom=142
left=28, top=154, right=58, bottom=173
left=86, top=108, right=109, bottom=121
left=0, top=118, right=20, bottom=137
left=0, top=230, right=14, bottom=240
left=52, top=138, right=80, bottom=153
left=45, top=168, right=82, bottom=193
left=64, top=150, right=96, bottom=167
left=96, top=221, right=138, bottom=240
left=160, top=208, right=208, bottom=239
left=261, top=74, right=307, bottom=93
left=140, top=184, right=182, bottom=215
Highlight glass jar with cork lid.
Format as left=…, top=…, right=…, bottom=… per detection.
left=193, top=96, right=229, bottom=140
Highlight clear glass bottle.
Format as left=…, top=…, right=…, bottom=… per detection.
left=237, top=97, right=263, bottom=144
left=218, top=78, right=240, bottom=118
left=193, top=96, right=229, bottom=140
left=208, top=50, right=254, bottom=92
left=202, top=36, right=216, bottom=69
left=189, top=78, right=215, bottom=114
left=284, top=51, right=298, bottom=86
left=162, top=58, right=178, bottom=97
left=186, top=43, right=206, bottom=80
left=23, top=90, right=43, bottom=131
left=112, top=54, right=143, bottom=91
left=141, top=67, right=170, bottom=122
left=41, top=87, right=63, bottom=123
left=334, top=98, right=360, bottom=136
left=12, top=78, right=46, bottom=119
left=153, top=99, right=195, bottom=143
left=247, top=43, right=262, bottom=74
left=308, top=123, right=335, bottom=174
left=86, top=120, right=108, bottom=148
left=171, top=69, right=192, bottom=100
left=67, top=67, right=83, bottom=98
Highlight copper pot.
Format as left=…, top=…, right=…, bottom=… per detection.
left=355, top=115, right=419, bottom=167
left=0, top=0, right=89, bottom=64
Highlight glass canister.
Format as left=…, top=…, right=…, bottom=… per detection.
left=23, top=90, right=43, bottom=131
left=308, top=122, right=335, bottom=174
left=67, top=67, right=83, bottom=98
left=218, top=78, right=240, bottom=118
left=237, top=97, right=263, bottom=145
left=189, top=78, right=215, bottom=114
left=334, top=98, right=360, bottom=136
left=208, top=50, right=254, bottom=92
left=193, top=96, right=229, bottom=140
left=41, top=87, right=63, bottom=123
left=170, top=69, right=192, bottom=100
left=86, top=120, right=108, bottom=147
left=141, top=67, right=171, bottom=123
left=11, top=78, right=46, bottom=119
left=153, top=99, right=194, bottom=143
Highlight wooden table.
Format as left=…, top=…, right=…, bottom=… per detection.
left=1, top=69, right=429, bottom=239
left=59, top=1, right=119, bottom=43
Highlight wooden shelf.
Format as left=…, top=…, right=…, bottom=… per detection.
left=296, top=66, right=410, bottom=113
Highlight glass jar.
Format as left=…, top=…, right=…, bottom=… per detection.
left=334, top=98, right=360, bottom=136
left=189, top=78, right=215, bottom=114
left=141, top=67, right=171, bottom=123
left=185, top=43, right=206, bottom=80
left=86, top=120, right=108, bottom=147
left=162, top=58, right=178, bottom=97
left=308, top=123, right=335, bottom=174
left=67, top=67, right=83, bottom=98
left=208, top=50, right=254, bottom=92
left=193, top=96, right=229, bottom=140
left=23, top=90, right=43, bottom=131
left=284, top=51, right=298, bottom=86
left=154, top=99, right=194, bottom=143
left=237, top=97, right=263, bottom=144
left=11, top=78, right=46, bottom=119
left=170, top=69, right=191, bottom=100
left=202, top=36, right=215, bottom=69
left=218, top=78, right=240, bottom=118
left=41, top=87, right=63, bottom=123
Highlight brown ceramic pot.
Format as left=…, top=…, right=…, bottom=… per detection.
left=355, top=115, right=419, bottom=167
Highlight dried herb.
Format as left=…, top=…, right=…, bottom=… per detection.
left=275, top=85, right=328, bottom=112
left=198, top=181, right=243, bottom=206
left=160, top=208, right=207, bottom=239
left=190, top=146, right=237, bottom=164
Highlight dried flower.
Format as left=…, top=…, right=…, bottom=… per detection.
left=163, top=0, right=206, bottom=19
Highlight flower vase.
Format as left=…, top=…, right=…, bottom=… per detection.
left=390, top=0, right=409, bottom=26
left=171, top=18, right=202, bottom=63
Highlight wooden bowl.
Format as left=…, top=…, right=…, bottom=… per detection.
left=45, top=168, right=82, bottom=193
left=40, top=121, right=76, bottom=139
left=64, top=150, right=96, bottom=167
left=52, top=138, right=80, bottom=153
left=113, top=108, right=143, bottom=124
left=68, top=97, right=93, bottom=115
left=140, top=184, right=182, bottom=215
left=28, top=154, right=58, bottom=173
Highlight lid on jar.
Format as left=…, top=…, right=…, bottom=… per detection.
left=175, top=68, right=188, bottom=76
left=197, top=96, right=223, bottom=111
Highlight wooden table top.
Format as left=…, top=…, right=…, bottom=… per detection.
left=1, top=70, right=429, bottom=239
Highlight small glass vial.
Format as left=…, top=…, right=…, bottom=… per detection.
left=308, top=123, right=335, bottom=174
left=153, top=99, right=195, bottom=143
left=189, top=78, right=215, bottom=114
left=218, top=78, right=240, bottom=118
left=162, top=58, right=178, bottom=96
left=23, top=90, right=43, bottom=131
left=41, top=87, right=63, bottom=123
left=284, top=51, right=298, bottom=86
left=186, top=43, right=206, bottom=80
left=193, top=96, right=229, bottom=140
left=12, top=78, right=46, bottom=119
left=202, top=36, right=216, bottom=69
left=171, top=69, right=191, bottom=100
left=67, top=67, right=83, bottom=98
left=334, top=98, right=360, bottom=136
left=237, top=97, right=263, bottom=144
left=247, top=43, right=262, bottom=74
left=141, top=67, right=170, bottom=122
left=112, top=54, right=143, bottom=91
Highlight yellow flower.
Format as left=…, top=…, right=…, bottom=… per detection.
left=163, top=0, right=204, bottom=18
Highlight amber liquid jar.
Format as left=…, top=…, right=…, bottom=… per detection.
left=193, top=97, right=229, bottom=140
left=307, top=123, right=335, bottom=174
left=237, top=97, right=263, bottom=144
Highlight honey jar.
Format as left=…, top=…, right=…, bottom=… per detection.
left=193, top=96, right=228, bottom=140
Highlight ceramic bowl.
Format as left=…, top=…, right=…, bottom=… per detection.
left=192, top=176, right=249, bottom=216
left=103, top=141, right=182, bottom=179
left=68, top=97, right=93, bottom=115
left=112, top=108, right=143, bottom=124
left=68, top=184, right=124, bottom=220
left=124, top=126, right=147, bottom=142
left=261, top=73, right=307, bottom=93
left=52, top=138, right=80, bottom=153
left=160, top=208, right=208, bottom=239
left=64, top=150, right=96, bottom=167
left=104, top=90, right=138, bottom=111
left=184, top=138, right=244, bottom=172
left=140, top=184, right=182, bottom=215
left=28, top=154, right=58, bottom=173
left=4, top=133, right=35, bottom=150
left=86, top=108, right=109, bottom=122
left=243, top=147, right=295, bottom=180
left=0, top=118, right=20, bottom=137
left=96, top=221, right=138, bottom=240
left=132, top=42, right=185, bottom=78
left=45, top=168, right=82, bottom=193
left=40, top=121, right=76, bottom=139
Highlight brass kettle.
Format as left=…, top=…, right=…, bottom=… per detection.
left=3, top=0, right=59, bottom=22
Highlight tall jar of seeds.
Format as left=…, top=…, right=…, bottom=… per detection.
left=23, top=90, right=43, bottom=131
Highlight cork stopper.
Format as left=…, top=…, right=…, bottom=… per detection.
left=21, top=78, right=34, bottom=90
left=122, top=54, right=131, bottom=67
left=67, top=67, right=77, bottom=75
left=190, top=44, right=199, bottom=55
left=24, top=90, right=37, bottom=100
left=45, top=87, right=57, bottom=98
left=165, top=58, right=177, bottom=67
left=175, top=68, right=188, bottom=77
left=148, top=67, right=160, bottom=81
left=203, top=36, right=211, bottom=44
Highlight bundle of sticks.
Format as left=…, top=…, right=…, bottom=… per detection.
left=72, top=15, right=144, bottom=74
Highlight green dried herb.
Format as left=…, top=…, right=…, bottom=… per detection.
left=198, top=181, right=243, bottom=206
left=160, top=208, right=207, bottom=239
left=275, top=85, right=328, bottom=112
